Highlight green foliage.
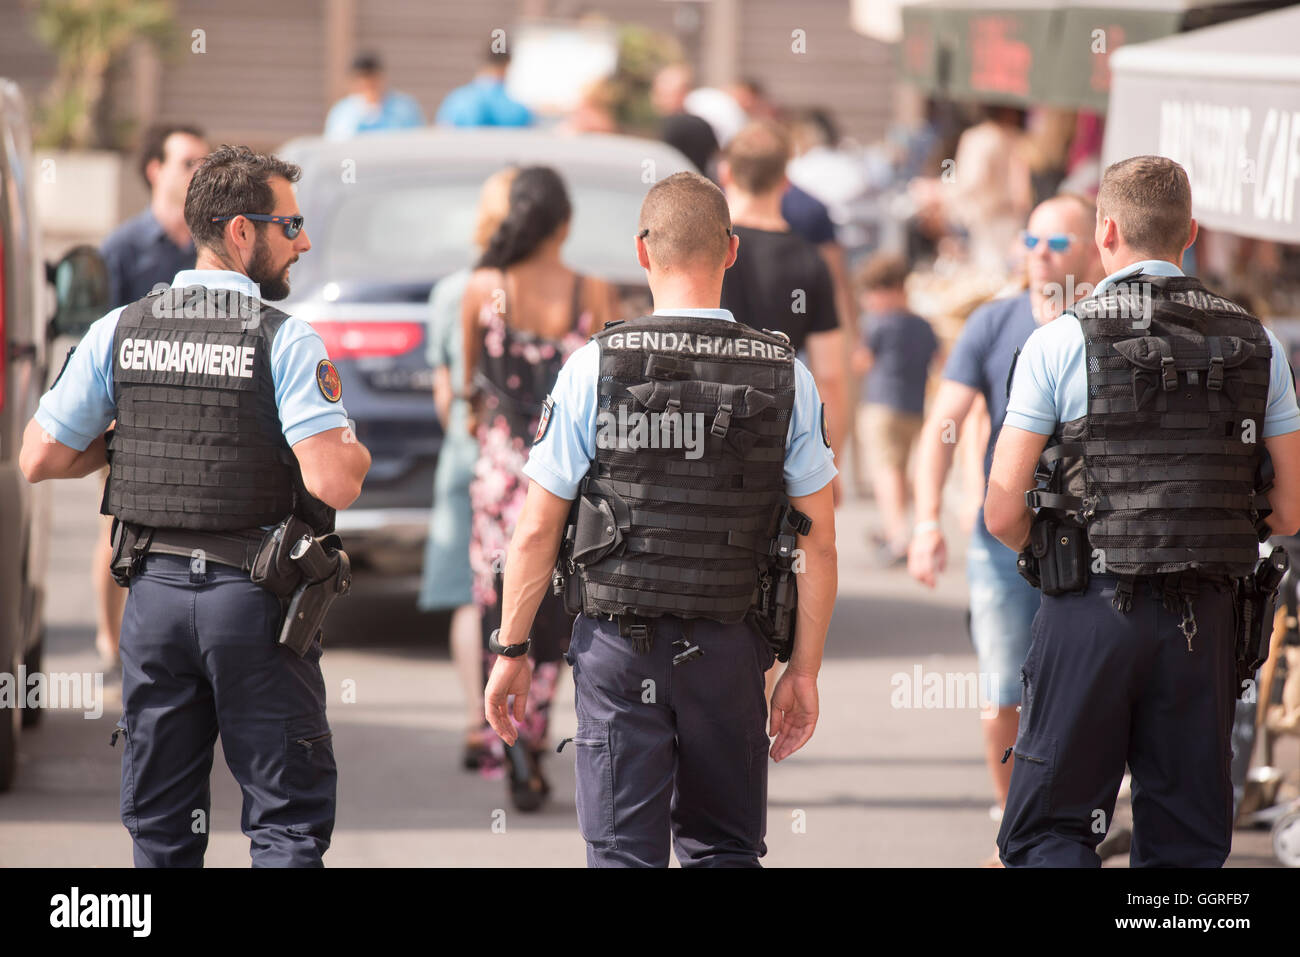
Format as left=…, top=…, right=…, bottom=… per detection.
left=612, top=23, right=684, bottom=137
left=30, top=0, right=175, bottom=150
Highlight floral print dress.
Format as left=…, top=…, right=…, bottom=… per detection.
left=467, top=272, right=591, bottom=769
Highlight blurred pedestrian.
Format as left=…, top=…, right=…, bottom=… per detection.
left=718, top=121, right=846, bottom=491
left=651, top=63, right=718, bottom=177
left=460, top=166, right=618, bottom=809
left=95, top=123, right=208, bottom=669
left=435, top=41, right=532, bottom=129
left=947, top=106, right=1034, bottom=274
left=325, top=52, right=425, bottom=139
left=907, top=194, right=1103, bottom=862
left=419, top=167, right=517, bottom=771
left=851, top=254, right=940, bottom=564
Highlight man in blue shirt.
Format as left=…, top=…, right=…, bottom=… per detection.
left=483, top=171, right=837, bottom=867
left=435, top=43, right=532, bottom=129
left=94, top=123, right=209, bottom=671
left=325, top=52, right=426, bottom=140
left=986, top=156, right=1300, bottom=867
left=20, top=146, right=371, bottom=866
left=908, top=194, right=1103, bottom=854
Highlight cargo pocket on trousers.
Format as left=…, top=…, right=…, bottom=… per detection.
left=1009, top=730, right=1057, bottom=820
left=111, top=722, right=139, bottom=838
left=573, top=719, right=616, bottom=847
left=286, top=723, right=337, bottom=799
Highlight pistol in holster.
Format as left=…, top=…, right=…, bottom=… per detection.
left=108, top=519, right=154, bottom=587
left=749, top=504, right=812, bottom=663
left=555, top=489, right=628, bottom=616
left=251, top=515, right=352, bottom=657
left=1017, top=515, right=1090, bottom=596
left=1235, top=545, right=1289, bottom=698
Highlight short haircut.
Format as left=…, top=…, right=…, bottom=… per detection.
left=138, top=123, right=204, bottom=188
left=638, top=171, right=732, bottom=272
left=1097, top=155, right=1193, bottom=258
left=724, top=120, right=791, bottom=195
left=857, top=253, right=911, bottom=293
left=351, top=52, right=382, bottom=74
left=184, top=145, right=301, bottom=251
left=1051, top=190, right=1096, bottom=224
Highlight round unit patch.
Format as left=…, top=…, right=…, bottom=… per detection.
left=534, top=395, right=555, bottom=445
left=820, top=402, right=831, bottom=448
left=316, top=359, right=342, bottom=402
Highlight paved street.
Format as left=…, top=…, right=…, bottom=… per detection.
left=0, top=470, right=1292, bottom=867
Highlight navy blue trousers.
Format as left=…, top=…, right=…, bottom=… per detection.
left=997, top=575, right=1238, bottom=867
left=566, top=614, right=775, bottom=867
left=115, top=554, right=336, bottom=867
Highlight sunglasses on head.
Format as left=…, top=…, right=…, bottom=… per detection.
left=211, top=213, right=304, bottom=239
left=1021, top=231, right=1075, bottom=253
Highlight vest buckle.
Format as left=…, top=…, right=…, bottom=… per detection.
left=1161, top=355, right=1177, bottom=391
left=1208, top=356, right=1224, bottom=391
left=711, top=403, right=733, bottom=437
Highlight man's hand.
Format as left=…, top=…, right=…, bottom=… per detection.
left=484, top=655, right=533, bottom=746
left=769, top=668, right=818, bottom=761
left=908, top=527, right=947, bottom=588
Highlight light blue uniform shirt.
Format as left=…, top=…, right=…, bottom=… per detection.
left=522, top=308, right=837, bottom=500
left=1005, top=260, right=1300, bottom=438
left=324, top=90, right=426, bottom=140
left=434, top=77, right=533, bottom=128
left=36, top=269, right=351, bottom=451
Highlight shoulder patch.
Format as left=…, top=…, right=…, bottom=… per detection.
left=316, top=359, right=342, bottom=402
left=534, top=395, right=555, bottom=445
left=820, top=402, right=831, bottom=448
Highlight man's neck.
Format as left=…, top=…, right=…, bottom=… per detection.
left=729, top=191, right=787, bottom=231
left=193, top=248, right=250, bottom=277
left=649, top=275, right=724, bottom=312
left=151, top=197, right=191, bottom=248
left=1105, top=250, right=1182, bottom=277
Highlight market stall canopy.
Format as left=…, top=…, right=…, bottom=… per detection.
left=898, top=0, right=1288, bottom=112
left=1104, top=5, right=1300, bottom=244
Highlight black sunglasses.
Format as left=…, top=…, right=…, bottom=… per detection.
left=211, top=213, right=304, bottom=239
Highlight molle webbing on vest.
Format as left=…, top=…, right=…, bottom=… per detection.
left=107, top=286, right=330, bottom=533
left=577, top=315, right=796, bottom=622
left=1042, top=275, right=1270, bottom=577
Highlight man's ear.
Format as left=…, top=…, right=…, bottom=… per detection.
left=723, top=232, right=739, bottom=270
left=717, top=159, right=732, bottom=189
left=1184, top=218, right=1199, bottom=252
left=635, top=234, right=651, bottom=270
left=144, top=158, right=162, bottom=189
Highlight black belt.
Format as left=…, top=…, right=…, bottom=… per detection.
left=144, top=526, right=267, bottom=572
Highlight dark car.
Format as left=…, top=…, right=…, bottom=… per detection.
left=276, top=129, right=694, bottom=574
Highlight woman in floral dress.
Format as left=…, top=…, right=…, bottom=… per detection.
left=460, top=166, right=619, bottom=810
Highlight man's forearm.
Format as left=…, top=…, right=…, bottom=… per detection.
left=789, top=540, right=836, bottom=676
left=913, top=423, right=958, bottom=523
left=497, top=516, right=565, bottom=648
left=990, top=506, right=1032, bottom=553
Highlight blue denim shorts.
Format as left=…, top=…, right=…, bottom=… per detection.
left=966, top=520, right=1041, bottom=707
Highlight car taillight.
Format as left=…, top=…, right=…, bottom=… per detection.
left=311, top=321, right=424, bottom=360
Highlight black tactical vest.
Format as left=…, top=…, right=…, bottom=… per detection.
left=572, top=315, right=796, bottom=621
left=106, top=285, right=334, bottom=534
left=1033, top=273, right=1272, bottom=579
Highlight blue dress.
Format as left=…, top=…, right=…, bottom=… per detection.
left=417, top=268, right=478, bottom=611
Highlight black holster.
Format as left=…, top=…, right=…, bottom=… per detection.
left=749, top=504, right=811, bottom=663
left=1019, top=517, right=1090, bottom=596
left=108, top=519, right=154, bottom=586
left=250, top=515, right=352, bottom=657
left=1235, top=546, right=1289, bottom=697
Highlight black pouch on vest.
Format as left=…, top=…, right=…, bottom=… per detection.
left=571, top=495, right=623, bottom=566
left=250, top=515, right=311, bottom=599
left=1030, top=519, right=1090, bottom=596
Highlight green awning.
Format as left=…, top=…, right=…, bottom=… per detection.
left=898, top=1, right=1287, bottom=112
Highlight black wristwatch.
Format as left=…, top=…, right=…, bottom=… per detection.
left=487, top=629, right=531, bottom=658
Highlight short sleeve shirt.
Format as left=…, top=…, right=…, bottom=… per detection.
left=35, top=269, right=351, bottom=451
